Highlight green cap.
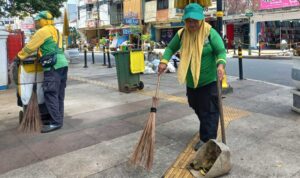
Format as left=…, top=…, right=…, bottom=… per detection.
left=34, top=11, right=53, bottom=21
left=182, top=3, right=205, bottom=21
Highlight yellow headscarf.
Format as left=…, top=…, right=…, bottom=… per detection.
left=178, top=20, right=211, bottom=88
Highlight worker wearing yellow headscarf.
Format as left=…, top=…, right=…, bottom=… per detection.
left=158, top=3, right=226, bottom=151
left=17, top=11, right=69, bottom=133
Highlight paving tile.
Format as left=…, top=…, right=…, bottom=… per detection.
left=226, top=113, right=295, bottom=152
left=222, top=164, right=268, bottom=178
left=0, top=162, right=56, bottom=178
left=25, top=131, right=97, bottom=160
left=156, top=114, right=198, bottom=146
left=86, top=141, right=184, bottom=178
left=125, top=102, right=193, bottom=127
left=83, top=120, right=141, bottom=142
left=65, top=99, right=152, bottom=128
left=43, top=132, right=141, bottom=178
left=0, top=145, right=40, bottom=174
left=263, top=123, right=300, bottom=155
left=227, top=80, right=280, bottom=99
left=0, top=130, right=21, bottom=152
left=230, top=140, right=300, bottom=177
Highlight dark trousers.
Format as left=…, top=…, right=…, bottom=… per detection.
left=186, top=82, right=219, bottom=142
left=42, top=67, right=68, bottom=125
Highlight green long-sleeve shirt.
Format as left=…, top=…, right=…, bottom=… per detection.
left=162, top=28, right=226, bottom=88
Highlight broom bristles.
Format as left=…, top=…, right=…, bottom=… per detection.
left=18, top=91, right=42, bottom=133
left=131, top=112, right=156, bottom=171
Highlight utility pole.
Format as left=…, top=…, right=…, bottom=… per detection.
left=216, top=0, right=223, bottom=36
left=97, top=0, right=100, bottom=40
left=216, top=0, right=233, bottom=94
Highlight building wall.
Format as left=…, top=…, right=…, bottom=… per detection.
left=99, top=3, right=110, bottom=26
left=157, top=9, right=169, bottom=22
left=123, top=0, right=142, bottom=19
left=145, top=1, right=157, bottom=23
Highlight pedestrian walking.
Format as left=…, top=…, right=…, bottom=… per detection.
left=223, top=35, right=228, bottom=53
left=158, top=3, right=226, bottom=151
left=17, top=11, right=68, bottom=133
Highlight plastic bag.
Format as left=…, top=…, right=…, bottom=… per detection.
left=167, top=63, right=176, bottom=73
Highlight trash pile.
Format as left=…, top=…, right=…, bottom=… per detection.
left=144, top=53, right=179, bottom=74
left=188, top=139, right=231, bottom=178
left=189, top=143, right=221, bottom=176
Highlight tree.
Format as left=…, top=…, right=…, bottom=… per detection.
left=0, top=0, right=67, bottom=18
left=130, top=26, right=142, bottom=49
left=225, top=0, right=248, bottom=15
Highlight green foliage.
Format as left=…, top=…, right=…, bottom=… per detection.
left=99, top=37, right=107, bottom=45
left=0, top=0, right=67, bottom=18
left=130, top=26, right=142, bottom=38
left=69, top=27, right=80, bottom=46
left=141, top=34, right=151, bottom=42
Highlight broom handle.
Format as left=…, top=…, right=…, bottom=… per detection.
left=33, top=49, right=39, bottom=92
left=154, top=75, right=161, bottom=98
left=217, top=75, right=226, bottom=144
left=152, top=75, right=161, bottom=108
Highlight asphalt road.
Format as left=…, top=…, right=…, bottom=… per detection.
left=77, top=52, right=295, bottom=87
left=225, top=57, right=294, bottom=87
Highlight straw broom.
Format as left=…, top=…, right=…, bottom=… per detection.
left=131, top=75, right=161, bottom=171
left=18, top=55, right=42, bottom=133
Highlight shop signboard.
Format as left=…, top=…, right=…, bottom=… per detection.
left=87, top=20, right=96, bottom=28
left=123, top=18, right=139, bottom=25
left=245, top=9, right=253, bottom=17
left=260, top=0, right=300, bottom=10
left=20, top=17, right=35, bottom=30
left=123, top=28, right=131, bottom=35
left=171, top=22, right=184, bottom=27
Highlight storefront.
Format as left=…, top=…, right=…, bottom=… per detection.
left=258, top=20, right=300, bottom=49
left=224, top=18, right=250, bottom=49
left=153, top=22, right=184, bottom=44
left=249, top=0, right=300, bottom=49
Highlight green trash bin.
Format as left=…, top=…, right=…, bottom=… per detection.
left=113, top=51, right=144, bottom=93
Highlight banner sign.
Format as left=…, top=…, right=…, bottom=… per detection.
left=260, top=0, right=300, bottom=10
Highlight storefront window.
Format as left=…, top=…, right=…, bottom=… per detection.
left=157, top=0, right=168, bottom=10
left=261, top=20, right=300, bottom=49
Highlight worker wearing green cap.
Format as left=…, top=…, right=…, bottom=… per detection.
left=17, top=10, right=68, bottom=133
left=158, top=3, right=226, bottom=150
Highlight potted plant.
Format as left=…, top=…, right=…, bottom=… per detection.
left=141, top=33, right=151, bottom=51
left=130, top=26, right=142, bottom=49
